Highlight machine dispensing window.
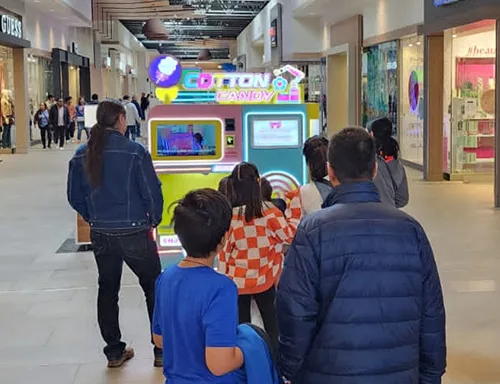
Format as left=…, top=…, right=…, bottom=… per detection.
left=249, top=115, right=303, bottom=149
left=225, top=118, right=236, bottom=132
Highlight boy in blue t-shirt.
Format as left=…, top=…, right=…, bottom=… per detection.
left=153, top=188, right=244, bottom=383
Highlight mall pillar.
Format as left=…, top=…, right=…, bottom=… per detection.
left=12, top=48, right=29, bottom=154
left=423, top=33, right=444, bottom=181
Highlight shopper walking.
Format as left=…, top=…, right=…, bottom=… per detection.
left=140, top=92, right=150, bottom=120
left=369, top=117, right=409, bottom=208
left=277, top=127, right=446, bottom=384
left=76, top=97, right=89, bottom=142
left=131, top=95, right=143, bottom=137
left=123, top=95, right=141, bottom=141
left=49, top=98, right=70, bottom=149
left=34, top=102, right=51, bottom=149
left=65, top=96, right=76, bottom=142
left=67, top=99, right=164, bottom=369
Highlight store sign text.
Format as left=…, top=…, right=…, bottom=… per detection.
left=1, top=15, right=22, bottom=39
left=466, top=45, right=496, bottom=57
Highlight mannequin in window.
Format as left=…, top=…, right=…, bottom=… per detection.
left=1, top=89, right=13, bottom=149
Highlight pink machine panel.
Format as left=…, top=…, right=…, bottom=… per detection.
left=149, top=104, right=243, bottom=164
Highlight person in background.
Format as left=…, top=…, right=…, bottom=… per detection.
left=277, top=127, right=446, bottom=384
left=140, top=92, right=150, bottom=120
left=89, top=93, right=99, bottom=105
left=285, top=136, right=332, bottom=230
left=46, top=94, right=55, bottom=110
left=153, top=188, right=244, bottom=383
left=261, top=177, right=286, bottom=215
left=46, top=94, right=56, bottom=140
left=34, top=102, right=51, bottom=149
left=218, top=176, right=230, bottom=198
left=65, top=96, right=77, bottom=142
left=218, top=162, right=294, bottom=353
left=368, top=117, right=409, bottom=208
left=122, top=95, right=141, bottom=141
left=131, top=95, right=143, bottom=137
left=67, top=99, right=164, bottom=368
left=49, top=98, right=70, bottom=150
left=76, top=97, right=88, bottom=142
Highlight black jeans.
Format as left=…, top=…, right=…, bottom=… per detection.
left=91, top=228, right=162, bottom=361
left=238, top=286, right=279, bottom=354
left=40, top=126, right=51, bottom=148
left=54, top=125, right=66, bottom=147
left=66, top=121, right=75, bottom=140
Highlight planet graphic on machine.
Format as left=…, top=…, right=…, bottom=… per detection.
left=262, top=171, right=300, bottom=199
left=408, top=70, right=420, bottom=112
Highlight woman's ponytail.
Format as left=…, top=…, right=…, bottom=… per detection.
left=85, top=123, right=106, bottom=187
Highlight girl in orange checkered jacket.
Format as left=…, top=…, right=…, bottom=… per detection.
left=285, top=136, right=332, bottom=231
left=218, top=162, right=294, bottom=351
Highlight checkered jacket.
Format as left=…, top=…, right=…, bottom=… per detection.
left=218, top=203, right=295, bottom=295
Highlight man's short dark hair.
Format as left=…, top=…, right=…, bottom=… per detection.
left=91, top=93, right=98, bottom=101
left=123, top=95, right=130, bottom=101
left=172, top=188, right=232, bottom=259
left=64, top=96, right=72, bottom=103
left=48, top=94, right=54, bottom=100
left=328, top=127, right=376, bottom=184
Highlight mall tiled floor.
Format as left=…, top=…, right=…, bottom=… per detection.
left=0, top=146, right=500, bottom=383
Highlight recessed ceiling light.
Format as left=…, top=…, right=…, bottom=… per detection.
left=452, top=34, right=457, bottom=38
left=409, top=44, right=413, bottom=47
left=49, top=9, right=55, bottom=12
left=416, top=41, right=421, bottom=45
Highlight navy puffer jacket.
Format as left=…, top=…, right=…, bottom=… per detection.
left=277, top=182, right=446, bottom=384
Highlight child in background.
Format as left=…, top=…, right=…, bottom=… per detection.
left=261, top=177, right=286, bottom=215
left=218, top=162, right=294, bottom=352
left=153, top=189, right=244, bottom=383
left=218, top=176, right=230, bottom=197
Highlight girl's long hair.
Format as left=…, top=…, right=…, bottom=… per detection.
left=230, top=162, right=263, bottom=222
left=85, top=99, right=126, bottom=187
left=369, top=117, right=399, bottom=159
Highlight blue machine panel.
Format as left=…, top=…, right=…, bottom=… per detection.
left=243, top=105, right=308, bottom=195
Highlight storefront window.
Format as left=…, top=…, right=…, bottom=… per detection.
left=0, top=45, right=15, bottom=149
left=400, top=35, right=424, bottom=165
left=27, top=56, right=53, bottom=142
left=361, top=41, right=399, bottom=136
left=444, top=20, right=496, bottom=176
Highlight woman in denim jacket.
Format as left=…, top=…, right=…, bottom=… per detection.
left=67, top=99, right=164, bottom=369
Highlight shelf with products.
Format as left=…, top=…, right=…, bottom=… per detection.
left=452, top=98, right=495, bottom=169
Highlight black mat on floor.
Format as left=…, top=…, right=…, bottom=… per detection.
left=56, top=237, right=92, bottom=253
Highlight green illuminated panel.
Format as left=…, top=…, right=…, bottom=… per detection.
left=157, top=172, right=229, bottom=237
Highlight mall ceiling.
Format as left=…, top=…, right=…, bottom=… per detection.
left=95, top=0, right=270, bottom=60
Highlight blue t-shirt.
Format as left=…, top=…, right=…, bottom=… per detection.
left=153, top=265, right=239, bottom=383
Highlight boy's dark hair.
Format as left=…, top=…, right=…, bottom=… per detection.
left=261, top=177, right=273, bottom=201
left=368, top=117, right=399, bottom=159
left=303, top=136, right=329, bottom=182
left=230, top=162, right=263, bottom=222
left=123, top=95, right=130, bottom=101
left=328, top=127, right=376, bottom=184
left=172, top=188, right=232, bottom=259
left=65, top=96, right=72, bottom=103
left=91, top=93, right=99, bottom=101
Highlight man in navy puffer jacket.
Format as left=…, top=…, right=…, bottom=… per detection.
left=277, top=127, right=446, bottom=384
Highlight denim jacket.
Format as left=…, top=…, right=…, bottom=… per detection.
left=67, top=130, right=164, bottom=230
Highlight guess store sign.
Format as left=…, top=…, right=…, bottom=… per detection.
left=1, top=14, right=22, bottom=39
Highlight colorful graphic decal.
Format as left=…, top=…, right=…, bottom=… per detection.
left=262, top=171, right=300, bottom=199
left=408, top=70, right=420, bottom=112
left=149, top=55, right=183, bottom=88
